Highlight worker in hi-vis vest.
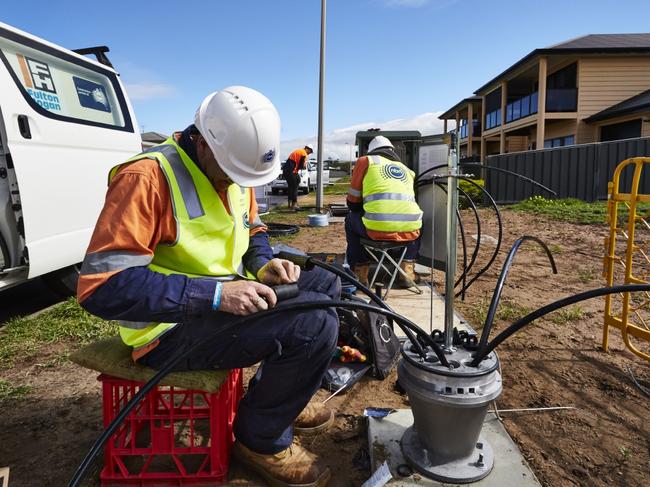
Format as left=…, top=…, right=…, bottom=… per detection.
left=78, top=87, right=338, bottom=487
left=283, top=144, right=313, bottom=211
left=345, top=135, right=423, bottom=287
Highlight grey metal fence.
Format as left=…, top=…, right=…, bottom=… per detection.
left=484, top=137, right=650, bottom=203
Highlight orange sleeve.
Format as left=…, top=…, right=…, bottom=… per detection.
left=77, top=160, right=176, bottom=302
left=347, top=156, right=369, bottom=204
left=248, top=190, right=267, bottom=236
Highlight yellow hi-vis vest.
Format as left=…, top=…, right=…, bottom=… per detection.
left=361, top=155, right=422, bottom=232
left=108, top=138, right=253, bottom=349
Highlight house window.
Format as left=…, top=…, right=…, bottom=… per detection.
left=544, top=135, right=575, bottom=148
left=600, top=119, right=642, bottom=142
left=546, top=63, right=577, bottom=112
left=485, top=88, right=502, bottom=130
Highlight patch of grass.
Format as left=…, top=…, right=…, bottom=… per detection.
left=269, top=233, right=299, bottom=246
left=0, top=379, right=31, bottom=402
left=510, top=196, right=650, bottom=225
left=549, top=305, right=584, bottom=325
left=0, top=298, right=117, bottom=367
left=324, top=176, right=350, bottom=195
left=261, top=207, right=311, bottom=225
left=510, top=197, right=608, bottom=225
left=466, top=295, right=531, bottom=326
left=578, top=267, right=597, bottom=284
left=619, top=445, right=632, bottom=462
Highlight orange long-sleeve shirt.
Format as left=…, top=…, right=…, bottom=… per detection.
left=77, top=158, right=265, bottom=303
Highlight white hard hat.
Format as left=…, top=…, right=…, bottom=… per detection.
left=368, top=135, right=393, bottom=153
left=194, top=86, right=281, bottom=187
left=305, top=144, right=314, bottom=152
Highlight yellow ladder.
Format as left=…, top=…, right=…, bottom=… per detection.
left=603, top=157, right=650, bottom=361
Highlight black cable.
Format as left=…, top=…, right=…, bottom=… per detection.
left=475, top=236, right=557, bottom=359
left=454, top=176, right=503, bottom=295
left=455, top=184, right=481, bottom=292
left=265, top=222, right=300, bottom=237
left=414, top=162, right=557, bottom=196
left=297, top=257, right=447, bottom=363
left=417, top=176, right=503, bottom=296
left=68, top=299, right=447, bottom=487
left=432, top=182, right=473, bottom=300
left=469, top=284, right=650, bottom=366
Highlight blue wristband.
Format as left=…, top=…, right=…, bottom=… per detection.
left=212, top=282, right=223, bottom=311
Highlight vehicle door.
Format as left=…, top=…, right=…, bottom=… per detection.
left=0, top=24, right=141, bottom=278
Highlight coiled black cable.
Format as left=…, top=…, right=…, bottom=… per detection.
left=414, top=162, right=557, bottom=197
left=280, top=253, right=447, bottom=364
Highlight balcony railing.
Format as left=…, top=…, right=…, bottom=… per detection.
left=505, top=92, right=538, bottom=123
left=546, top=88, right=577, bottom=112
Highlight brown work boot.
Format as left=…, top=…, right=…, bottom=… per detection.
left=233, top=441, right=331, bottom=487
left=398, top=260, right=421, bottom=288
left=352, top=264, right=369, bottom=287
left=294, top=401, right=334, bottom=435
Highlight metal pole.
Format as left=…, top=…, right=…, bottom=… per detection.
left=348, top=143, right=353, bottom=176
left=316, top=0, right=326, bottom=212
left=443, top=133, right=459, bottom=352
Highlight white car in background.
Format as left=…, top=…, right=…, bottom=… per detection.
left=270, top=159, right=329, bottom=195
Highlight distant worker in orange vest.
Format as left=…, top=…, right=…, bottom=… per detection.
left=282, top=144, right=313, bottom=211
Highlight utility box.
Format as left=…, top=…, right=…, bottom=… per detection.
left=355, top=130, right=422, bottom=173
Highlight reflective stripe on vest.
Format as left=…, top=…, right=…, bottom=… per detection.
left=108, top=139, right=253, bottom=349
left=361, top=155, right=422, bottom=233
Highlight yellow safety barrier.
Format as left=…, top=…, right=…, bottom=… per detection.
left=603, top=157, right=650, bottom=361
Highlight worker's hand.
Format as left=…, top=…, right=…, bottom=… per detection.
left=219, top=280, right=277, bottom=315
left=256, top=258, right=301, bottom=285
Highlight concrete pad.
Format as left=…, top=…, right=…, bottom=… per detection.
left=385, top=286, right=471, bottom=337
left=367, top=409, right=540, bottom=487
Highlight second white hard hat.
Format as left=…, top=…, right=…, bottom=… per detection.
left=194, top=86, right=281, bottom=187
left=368, top=135, right=394, bottom=153
left=305, top=144, right=314, bottom=152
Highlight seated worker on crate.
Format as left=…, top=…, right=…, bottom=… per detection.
left=77, top=86, right=339, bottom=487
left=345, top=135, right=423, bottom=287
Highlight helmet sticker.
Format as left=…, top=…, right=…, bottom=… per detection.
left=262, top=149, right=276, bottom=164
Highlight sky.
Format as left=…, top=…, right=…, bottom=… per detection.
left=3, top=0, right=650, bottom=160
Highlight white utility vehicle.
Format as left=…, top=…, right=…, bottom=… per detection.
left=0, top=22, right=141, bottom=294
left=270, top=159, right=330, bottom=195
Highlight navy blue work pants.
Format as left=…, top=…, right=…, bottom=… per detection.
left=139, top=267, right=340, bottom=454
left=345, top=211, right=420, bottom=266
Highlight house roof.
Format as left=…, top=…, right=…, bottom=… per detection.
left=584, top=89, right=650, bottom=123
left=439, top=96, right=482, bottom=120
left=141, top=131, right=169, bottom=143
left=475, top=33, right=650, bottom=94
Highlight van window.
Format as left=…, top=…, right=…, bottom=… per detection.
left=0, top=28, right=132, bottom=132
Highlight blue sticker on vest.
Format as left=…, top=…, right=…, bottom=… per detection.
left=243, top=212, right=250, bottom=228
left=73, top=76, right=111, bottom=112
left=381, top=164, right=407, bottom=182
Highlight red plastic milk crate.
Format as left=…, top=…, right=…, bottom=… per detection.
left=98, top=369, right=243, bottom=486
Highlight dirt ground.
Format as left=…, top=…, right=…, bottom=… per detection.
left=1, top=199, right=649, bottom=487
